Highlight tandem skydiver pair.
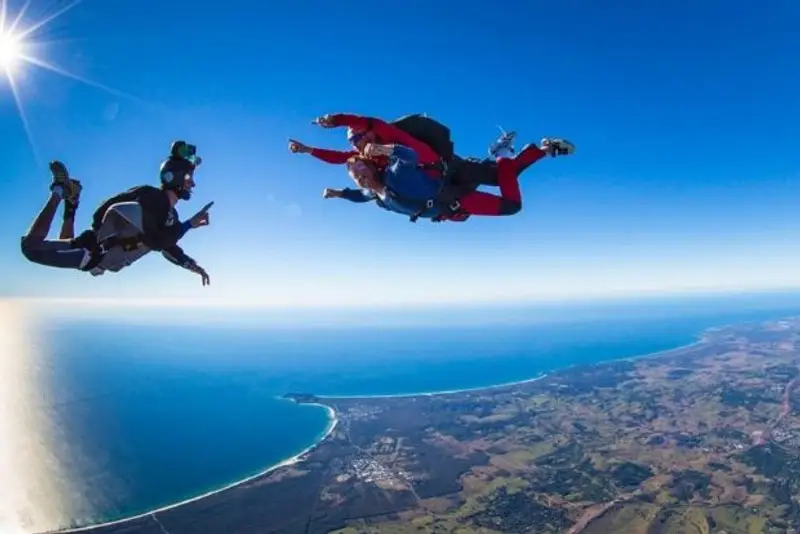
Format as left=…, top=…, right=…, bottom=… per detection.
left=288, top=113, right=576, bottom=223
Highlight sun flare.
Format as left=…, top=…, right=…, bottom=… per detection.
left=0, top=30, right=23, bottom=71
left=0, top=0, right=144, bottom=166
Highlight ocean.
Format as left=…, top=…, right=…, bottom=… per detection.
left=4, top=292, right=800, bottom=532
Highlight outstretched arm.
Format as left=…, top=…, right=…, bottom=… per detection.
left=289, top=139, right=357, bottom=164
left=162, top=244, right=210, bottom=285
left=324, top=188, right=376, bottom=203
left=309, top=147, right=358, bottom=165
left=177, top=219, right=192, bottom=240
left=328, top=114, right=439, bottom=165
left=161, top=244, right=196, bottom=270
left=339, top=188, right=376, bottom=203
left=327, top=113, right=372, bottom=131
left=176, top=201, right=212, bottom=240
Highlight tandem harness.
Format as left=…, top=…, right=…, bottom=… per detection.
left=382, top=158, right=466, bottom=223
left=73, top=229, right=145, bottom=271
left=410, top=157, right=475, bottom=223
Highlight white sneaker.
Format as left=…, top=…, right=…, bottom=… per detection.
left=541, top=138, right=576, bottom=157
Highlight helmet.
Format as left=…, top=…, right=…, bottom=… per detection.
left=160, top=140, right=200, bottom=200
left=160, top=156, right=196, bottom=201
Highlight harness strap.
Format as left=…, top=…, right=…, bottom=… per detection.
left=99, top=234, right=144, bottom=253
left=74, top=230, right=145, bottom=271
left=409, top=198, right=463, bottom=223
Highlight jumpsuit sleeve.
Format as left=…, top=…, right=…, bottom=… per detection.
left=340, top=188, right=376, bottom=203
left=309, top=148, right=357, bottom=164
left=177, top=220, right=192, bottom=240
left=328, top=113, right=372, bottom=131
left=161, top=244, right=198, bottom=270
left=370, top=119, right=440, bottom=166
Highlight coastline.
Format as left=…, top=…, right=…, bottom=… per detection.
left=314, top=318, right=732, bottom=403
left=43, top=315, right=772, bottom=534
left=317, top=372, right=550, bottom=401
left=46, top=404, right=339, bottom=534
left=313, top=338, right=706, bottom=403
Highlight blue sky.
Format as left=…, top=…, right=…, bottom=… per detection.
left=0, top=0, right=798, bottom=306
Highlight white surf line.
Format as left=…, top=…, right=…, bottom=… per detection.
left=313, top=329, right=724, bottom=403
left=317, top=373, right=550, bottom=401
left=309, top=342, right=698, bottom=403
left=41, top=405, right=339, bottom=534
left=319, top=315, right=800, bottom=404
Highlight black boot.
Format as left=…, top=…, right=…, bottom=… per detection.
left=49, top=160, right=82, bottom=206
left=49, top=160, right=69, bottom=186
left=64, top=181, right=81, bottom=219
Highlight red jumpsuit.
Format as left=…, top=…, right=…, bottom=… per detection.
left=454, top=145, right=547, bottom=219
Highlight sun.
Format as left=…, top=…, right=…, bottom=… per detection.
left=0, top=0, right=144, bottom=166
left=0, top=31, right=23, bottom=71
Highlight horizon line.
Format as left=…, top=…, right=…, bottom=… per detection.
left=4, top=285, right=800, bottom=310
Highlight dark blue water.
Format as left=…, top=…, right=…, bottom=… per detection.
left=26, top=294, right=800, bottom=528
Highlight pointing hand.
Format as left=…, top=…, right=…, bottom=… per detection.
left=189, top=201, right=214, bottom=228
left=289, top=139, right=311, bottom=154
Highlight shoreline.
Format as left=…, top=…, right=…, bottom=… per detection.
left=45, top=404, right=339, bottom=534
left=313, top=338, right=707, bottom=403
left=316, top=372, right=550, bottom=401
left=43, top=315, right=779, bottom=534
